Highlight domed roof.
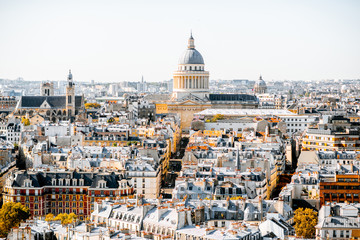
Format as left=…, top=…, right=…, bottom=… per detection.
left=179, top=49, right=204, bottom=65
left=255, top=75, right=266, bottom=86
left=178, top=34, right=204, bottom=65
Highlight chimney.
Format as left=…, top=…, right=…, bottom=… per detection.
left=258, top=196, right=263, bottom=221
left=276, top=197, right=285, bottom=217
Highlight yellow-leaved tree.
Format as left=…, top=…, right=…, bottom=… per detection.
left=294, top=208, right=318, bottom=238
left=0, top=202, right=30, bottom=237
left=21, top=117, right=30, bottom=126
left=45, top=213, right=55, bottom=222
left=54, top=213, right=78, bottom=225
left=85, top=103, right=101, bottom=109
left=211, top=114, right=224, bottom=122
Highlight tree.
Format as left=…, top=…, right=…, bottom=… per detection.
left=294, top=208, right=318, bottom=238
left=21, top=117, right=30, bottom=126
left=211, top=114, right=224, bottom=122
left=54, top=213, right=78, bottom=225
left=45, top=213, right=55, bottom=222
left=0, top=202, right=30, bottom=237
left=85, top=103, right=101, bottom=109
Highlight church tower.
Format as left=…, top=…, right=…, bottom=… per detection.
left=172, top=33, right=210, bottom=100
left=40, top=82, right=54, bottom=96
left=66, top=70, right=75, bottom=117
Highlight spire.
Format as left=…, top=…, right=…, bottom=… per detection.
left=259, top=75, right=263, bottom=81
left=68, top=70, right=73, bottom=81
left=188, top=31, right=195, bottom=49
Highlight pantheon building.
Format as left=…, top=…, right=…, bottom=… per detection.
left=155, top=34, right=258, bottom=130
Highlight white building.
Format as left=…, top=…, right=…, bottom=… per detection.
left=279, top=115, right=318, bottom=136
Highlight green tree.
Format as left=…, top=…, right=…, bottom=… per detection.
left=0, top=202, right=30, bottom=237
left=294, top=208, right=318, bottom=238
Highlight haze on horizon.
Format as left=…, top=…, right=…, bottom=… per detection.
left=0, top=0, right=359, bottom=83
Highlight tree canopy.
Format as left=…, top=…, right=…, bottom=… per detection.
left=21, top=117, right=30, bottom=126
left=85, top=103, right=101, bottom=109
left=211, top=114, right=225, bottom=122
left=107, top=117, right=115, bottom=123
left=45, top=213, right=55, bottom=222
left=294, top=207, right=318, bottom=238
left=0, top=202, right=30, bottom=237
left=54, top=213, right=78, bottom=225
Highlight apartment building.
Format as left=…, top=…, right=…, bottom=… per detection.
left=3, top=170, right=134, bottom=219
left=320, top=173, right=360, bottom=206
left=302, top=116, right=360, bottom=151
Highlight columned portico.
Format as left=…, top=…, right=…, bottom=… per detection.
left=172, top=34, right=210, bottom=101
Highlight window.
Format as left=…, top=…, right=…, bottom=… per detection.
left=68, top=95, right=72, bottom=104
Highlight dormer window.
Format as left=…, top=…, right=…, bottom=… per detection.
left=98, top=180, right=106, bottom=188
left=59, top=179, right=64, bottom=186
left=52, top=179, right=56, bottom=186
left=24, top=179, right=32, bottom=188
left=79, top=179, right=84, bottom=186
left=65, top=179, right=70, bottom=186
left=72, top=179, right=77, bottom=186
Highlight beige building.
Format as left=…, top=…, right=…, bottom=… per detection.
left=155, top=34, right=258, bottom=131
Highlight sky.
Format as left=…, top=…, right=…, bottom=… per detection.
left=0, top=0, right=359, bottom=82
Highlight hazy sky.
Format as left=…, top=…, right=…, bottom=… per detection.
left=0, top=0, right=359, bottom=82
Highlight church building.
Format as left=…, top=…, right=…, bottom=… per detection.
left=14, top=70, right=85, bottom=122
left=155, top=34, right=258, bottom=131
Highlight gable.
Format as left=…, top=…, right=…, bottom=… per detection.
left=40, top=100, right=52, bottom=109
left=177, top=99, right=204, bottom=105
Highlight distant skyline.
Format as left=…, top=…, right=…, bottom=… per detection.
left=0, top=0, right=359, bottom=82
